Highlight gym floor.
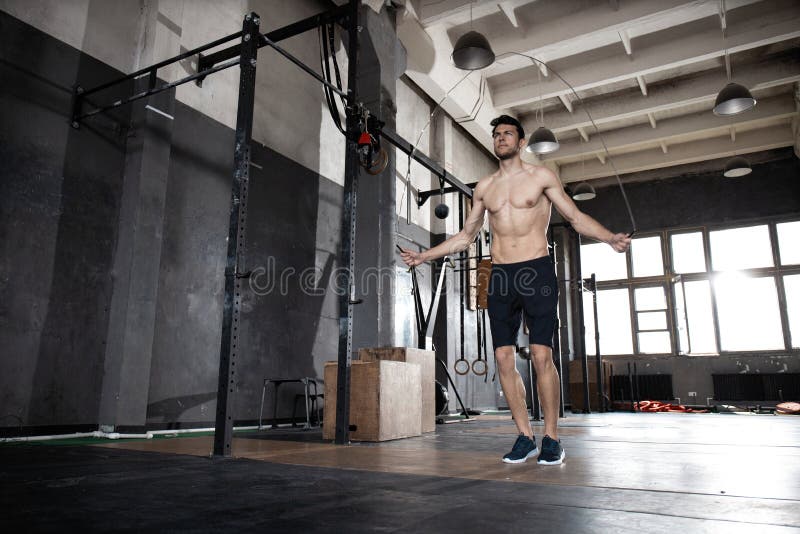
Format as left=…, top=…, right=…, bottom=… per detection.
left=2, top=412, right=799, bottom=533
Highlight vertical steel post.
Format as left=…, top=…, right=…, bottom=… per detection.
left=591, top=273, right=604, bottom=412
left=571, top=229, right=591, bottom=414
left=529, top=360, right=541, bottom=420
left=549, top=231, right=565, bottom=418
left=213, top=12, right=260, bottom=457
left=70, top=85, right=84, bottom=129
left=334, top=0, right=360, bottom=445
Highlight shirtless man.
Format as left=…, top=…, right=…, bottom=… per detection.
left=400, top=115, right=630, bottom=465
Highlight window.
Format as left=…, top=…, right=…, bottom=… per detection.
left=674, top=278, right=689, bottom=354
left=634, top=286, right=671, bottom=353
left=784, top=274, right=800, bottom=348
left=583, top=288, right=633, bottom=355
left=683, top=280, right=717, bottom=353
left=671, top=232, right=706, bottom=274
left=714, top=274, right=784, bottom=351
left=581, top=242, right=627, bottom=281
left=777, top=221, right=800, bottom=265
left=631, top=236, right=663, bottom=277
left=579, top=221, right=797, bottom=357
left=710, top=225, right=773, bottom=271
left=634, top=286, right=666, bottom=310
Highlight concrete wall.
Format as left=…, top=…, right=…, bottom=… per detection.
left=0, top=2, right=351, bottom=430
left=0, top=1, right=501, bottom=432
left=0, top=0, right=346, bottom=184
left=0, top=11, right=132, bottom=427
left=577, top=154, right=800, bottom=234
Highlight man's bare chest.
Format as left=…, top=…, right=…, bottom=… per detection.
left=483, top=181, right=547, bottom=213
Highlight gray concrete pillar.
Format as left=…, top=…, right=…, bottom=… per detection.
left=351, top=5, right=406, bottom=354
left=98, top=1, right=181, bottom=429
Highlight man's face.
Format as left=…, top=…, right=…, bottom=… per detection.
left=492, top=124, right=524, bottom=160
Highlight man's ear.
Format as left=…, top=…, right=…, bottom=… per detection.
left=518, top=137, right=526, bottom=150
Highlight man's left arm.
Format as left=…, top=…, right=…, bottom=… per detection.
left=541, top=168, right=631, bottom=253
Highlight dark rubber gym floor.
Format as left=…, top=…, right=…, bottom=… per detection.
left=3, top=413, right=799, bottom=533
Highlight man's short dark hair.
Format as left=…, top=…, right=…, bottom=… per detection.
left=490, top=115, right=524, bottom=139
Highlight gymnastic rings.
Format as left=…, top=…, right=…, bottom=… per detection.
left=454, top=356, right=470, bottom=375
left=471, top=358, right=487, bottom=376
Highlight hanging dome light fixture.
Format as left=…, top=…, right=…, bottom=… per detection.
left=526, top=126, right=560, bottom=154
left=451, top=3, right=495, bottom=70
left=571, top=181, right=597, bottom=201
left=712, top=13, right=755, bottom=116
left=723, top=156, right=752, bottom=177
left=452, top=31, right=495, bottom=70
left=713, top=82, right=756, bottom=116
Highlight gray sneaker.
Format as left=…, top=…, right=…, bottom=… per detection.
left=537, top=435, right=565, bottom=465
left=502, top=434, right=538, bottom=464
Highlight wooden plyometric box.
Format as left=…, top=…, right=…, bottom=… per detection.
left=323, top=360, right=422, bottom=442
left=568, top=358, right=611, bottom=384
left=568, top=358, right=612, bottom=412
left=570, top=382, right=605, bottom=412
left=358, top=347, right=435, bottom=433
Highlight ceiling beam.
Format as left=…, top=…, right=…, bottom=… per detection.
left=636, top=75, right=648, bottom=96
left=491, top=2, right=800, bottom=109
left=619, top=29, right=632, bottom=56
left=498, top=2, right=520, bottom=28
left=558, top=123, right=795, bottom=182
left=558, top=94, right=573, bottom=113
left=522, top=56, right=800, bottom=135
left=398, top=16, right=502, bottom=153
left=416, top=0, right=534, bottom=27
left=480, top=0, right=761, bottom=78
left=547, top=94, right=797, bottom=161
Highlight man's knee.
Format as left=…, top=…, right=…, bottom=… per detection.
left=530, top=344, right=555, bottom=373
left=494, top=346, right=517, bottom=373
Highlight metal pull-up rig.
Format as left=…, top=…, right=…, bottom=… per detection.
left=69, top=0, right=474, bottom=454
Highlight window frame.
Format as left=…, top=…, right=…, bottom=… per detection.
left=578, top=216, right=800, bottom=357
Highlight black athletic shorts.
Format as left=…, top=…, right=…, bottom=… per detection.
left=487, top=255, right=558, bottom=350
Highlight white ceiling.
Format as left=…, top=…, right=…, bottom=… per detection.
left=396, top=0, right=800, bottom=184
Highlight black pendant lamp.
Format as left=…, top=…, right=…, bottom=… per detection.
left=713, top=82, right=756, bottom=116
left=452, top=31, right=495, bottom=70
left=723, top=156, right=752, bottom=177
left=526, top=126, right=560, bottom=154
left=452, top=2, right=495, bottom=70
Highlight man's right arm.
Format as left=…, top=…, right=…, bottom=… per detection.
left=400, top=180, right=488, bottom=267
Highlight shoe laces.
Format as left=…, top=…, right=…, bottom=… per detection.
left=512, top=434, right=531, bottom=452
left=542, top=435, right=559, bottom=451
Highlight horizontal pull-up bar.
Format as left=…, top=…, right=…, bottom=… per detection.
left=79, top=30, right=244, bottom=98
left=197, top=4, right=350, bottom=74
left=72, top=5, right=351, bottom=126
left=260, top=34, right=348, bottom=99
left=77, top=57, right=240, bottom=122
left=417, top=181, right=478, bottom=206
left=69, top=5, right=474, bottom=208
left=378, top=127, right=474, bottom=200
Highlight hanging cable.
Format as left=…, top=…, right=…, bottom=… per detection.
left=396, top=70, right=474, bottom=223
left=327, top=23, right=347, bottom=108
left=319, top=24, right=344, bottom=135
left=496, top=51, right=638, bottom=235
